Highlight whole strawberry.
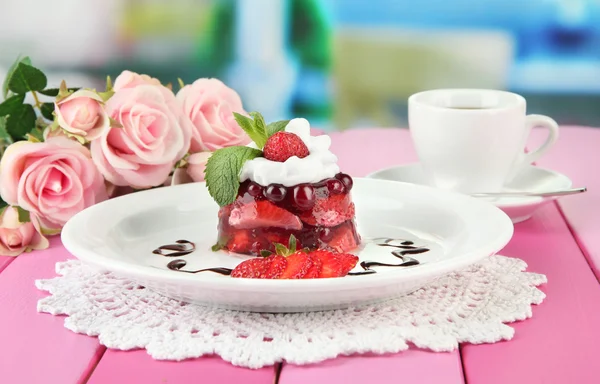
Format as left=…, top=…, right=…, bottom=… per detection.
left=263, top=132, right=309, bottom=162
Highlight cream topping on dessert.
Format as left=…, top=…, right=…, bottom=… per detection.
left=239, top=118, right=339, bottom=186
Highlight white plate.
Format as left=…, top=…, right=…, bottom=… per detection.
left=367, top=163, right=573, bottom=223
left=61, top=178, right=513, bottom=313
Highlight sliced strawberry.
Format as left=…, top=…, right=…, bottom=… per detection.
left=226, top=230, right=252, bottom=254
left=313, top=250, right=359, bottom=278
left=300, top=194, right=354, bottom=227
left=279, top=251, right=313, bottom=279
left=336, top=252, right=359, bottom=275
left=229, top=200, right=302, bottom=230
left=231, top=258, right=269, bottom=278
left=303, top=253, right=322, bottom=278
left=327, top=222, right=360, bottom=253
left=263, top=255, right=288, bottom=278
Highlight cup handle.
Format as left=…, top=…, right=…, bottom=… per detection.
left=521, top=114, right=559, bottom=165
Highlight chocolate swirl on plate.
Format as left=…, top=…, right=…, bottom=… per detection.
left=152, top=240, right=232, bottom=275
left=348, top=238, right=429, bottom=275
left=152, top=240, right=196, bottom=257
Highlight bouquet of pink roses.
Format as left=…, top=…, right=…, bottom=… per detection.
left=0, top=56, right=254, bottom=256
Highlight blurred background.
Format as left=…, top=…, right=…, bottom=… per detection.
left=1, top=0, right=600, bottom=131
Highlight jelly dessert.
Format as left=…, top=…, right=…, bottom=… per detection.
left=205, top=112, right=361, bottom=256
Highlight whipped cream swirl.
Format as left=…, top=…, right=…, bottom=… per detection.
left=239, top=118, right=339, bottom=186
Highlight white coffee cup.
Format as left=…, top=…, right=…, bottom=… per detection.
left=408, top=89, right=559, bottom=193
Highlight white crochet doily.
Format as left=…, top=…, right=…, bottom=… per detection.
left=35, top=255, right=546, bottom=369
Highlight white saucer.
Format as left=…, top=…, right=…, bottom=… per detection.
left=367, top=163, right=572, bottom=223
left=61, top=178, right=512, bottom=313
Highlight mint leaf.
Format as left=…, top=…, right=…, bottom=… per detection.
left=39, top=87, right=80, bottom=97
left=40, top=102, right=54, bottom=120
left=204, top=146, right=263, bottom=207
left=250, top=111, right=267, bottom=133
left=6, top=104, right=36, bottom=140
left=266, top=119, right=290, bottom=137
left=16, top=206, right=30, bottom=223
left=2, top=56, right=31, bottom=99
left=0, top=94, right=25, bottom=116
left=233, top=112, right=267, bottom=149
left=8, top=63, right=47, bottom=94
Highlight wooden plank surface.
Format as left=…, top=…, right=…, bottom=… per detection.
left=462, top=203, right=600, bottom=383
left=0, top=237, right=105, bottom=384
left=0, top=256, right=14, bottom=273
left=530, top=126, right=600, bottom=280
left=87, top=351, right=276, bottom=384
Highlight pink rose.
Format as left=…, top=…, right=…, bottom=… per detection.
left=91, top=85, right=191, bottom=188
left=0, top=137, right=108, bottom=232
left=113, top=70, right=162, bottom=91
left=0, top=207, right=49, bottom=256
left=54, top=89, right=109, bottom=141
left=176, top=78, right=250, bottom=152
left=112, top=70, right=193, bottom=161
left=171, top=152, right=212, bottom=185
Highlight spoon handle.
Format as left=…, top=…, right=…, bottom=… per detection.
left=471, top=187, right=587, bottom=198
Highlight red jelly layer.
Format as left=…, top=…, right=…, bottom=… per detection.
left=216, top=173, right=361, bottom=256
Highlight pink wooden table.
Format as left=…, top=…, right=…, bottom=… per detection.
left=2, top=126, right=600, bottom=384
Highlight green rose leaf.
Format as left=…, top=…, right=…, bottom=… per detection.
left=0, top=116, right=12, bottom=151
left=0, top=197, right=7, bottom=210
left=2, top=56, right=31, bottom=99
left=204, top=146, right=263, bottom=207
left=27, top=127, right=45, bottom=143
left=266, top=119, right=290, bottom=137
left=39, top=87, right=80, bottom=97
left=8, top=62, right=48, bottom=94
left=40, top=102, right=55, bottom=120
left=0, top=94, right=25, bottom=116
left=6, top=103, right=36, bottom=140
left=16, top=206, right=30, bottom=223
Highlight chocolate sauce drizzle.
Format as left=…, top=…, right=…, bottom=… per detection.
left=167, top=259, right=232, bottom=276
left=153, top=240, right=232, bottom=276
left=348, top=238, right=429, bottom=275
left=152, top=240, right=195, bottom=257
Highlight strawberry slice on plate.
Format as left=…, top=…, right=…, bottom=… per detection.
left=264, top=255, right=288, bottom=279
left=229, top=200, right=302, bottom=230
left=279, top=251, right=313, bottom=279
left=231, top=258, right=269, bottom=278
left=303, top=253, right=323, bottom=278
left=312, top=250, right=359, bottom=278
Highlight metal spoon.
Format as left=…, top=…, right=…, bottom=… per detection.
left=470, top=187, right=587, bottom=198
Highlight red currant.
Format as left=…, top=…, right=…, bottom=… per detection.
left=237, top=180, right=250, bottom=196
left=336, top=173, right=353, bottom=191
left=326, top=178, right=345, bottom=194
left=247, top=182, right=264, bottom=198
left=292, top=184, right=316, bottom=210
left=265, top=184, right=287, bottom=202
